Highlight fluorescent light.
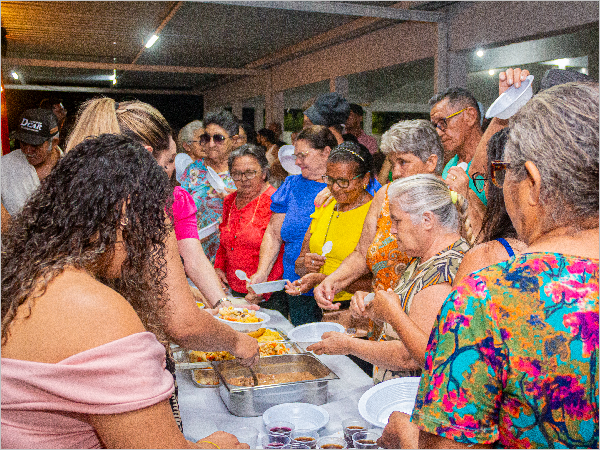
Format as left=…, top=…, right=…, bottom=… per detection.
left=11, top=71, right=18, bottom=80
left=476, top=49, right=484, bottom=58
left=145, top=34, right=159, bottom=48
left=489, top=69, right=495, bottom=76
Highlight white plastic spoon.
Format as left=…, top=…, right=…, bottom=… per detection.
left=235, top=269, right=250, bottom=282
left=321, top=241, right=333, bottom=257
left=363, top=292, right=375, bottom=306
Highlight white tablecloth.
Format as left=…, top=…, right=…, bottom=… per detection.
left=176, top=308, right=375, bottom=442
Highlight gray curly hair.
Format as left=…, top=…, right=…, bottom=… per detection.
left=380, top=120, right=444, bottom=175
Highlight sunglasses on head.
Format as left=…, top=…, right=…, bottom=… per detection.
left=199, top=133, right=229, bottom=145
left=490, top=160, right=524, bottom=188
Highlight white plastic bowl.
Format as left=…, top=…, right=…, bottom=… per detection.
left=485, top=74, right=534, bottom=120
left=358, top=377, right=421, bottom=428
left=216, top=308, right=270, bottom=332
left=249, top=279, right=289, bottom=294
left=287, top=322, right=345, bottom=343
left=279, top=144, right=302, bottom=175
left=263, top=402, right=329, bottom=433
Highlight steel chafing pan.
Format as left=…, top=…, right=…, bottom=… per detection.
left=212, top=354, right=339, bottom=417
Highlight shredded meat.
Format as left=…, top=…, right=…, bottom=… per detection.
left=227, top=371, right=318, bottom=386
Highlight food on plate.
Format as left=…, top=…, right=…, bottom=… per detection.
left=259, top=342, right=290, bottom=357
left=193, top=368, right=220, bottom=386
left=247, top=327, right=266, bottom=338
left=189, top=350, right=235, bottom=362
left=196, top=301, right=205, bottom=309
left=227, top=371, right=318, bottom=387
left=218, top=306, right=263, bottom=323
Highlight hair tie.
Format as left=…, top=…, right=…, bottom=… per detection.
left=114, top=101, right=119, bottom=110
left=449, top=190, right=458, bottom=204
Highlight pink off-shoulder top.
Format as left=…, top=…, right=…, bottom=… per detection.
left=1, top=332, right=174, bottom=449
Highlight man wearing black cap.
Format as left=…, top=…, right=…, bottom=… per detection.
left=303, top=92, right=350, bottom=144
left=2, top=108, right=62, bottom=215
left=345, top=103, right=378, bottom=155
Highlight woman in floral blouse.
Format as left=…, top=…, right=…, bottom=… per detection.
left=409, top=82, right=599, bottom=449
left=179, top=110, right=238, bottom=262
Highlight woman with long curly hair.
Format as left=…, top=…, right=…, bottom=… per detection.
left=1, top=134, right=248, bottom=449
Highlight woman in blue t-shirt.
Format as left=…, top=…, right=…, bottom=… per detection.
left=247, top=125, right=336, bottom=325
left=248, top=125, right=380, bottom=326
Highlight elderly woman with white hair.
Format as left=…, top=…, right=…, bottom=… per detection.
left=308, top=175, right=471, bottom=374
left=404, top=82, right=599, bottom=449
left=177, top=120, right=205, bottom=160
left=315, top=120, right=456, bottom=308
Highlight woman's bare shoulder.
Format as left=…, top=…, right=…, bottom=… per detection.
left=3, top=269, right=146, bottom=363
left=453, top=239, right=523, bottom=286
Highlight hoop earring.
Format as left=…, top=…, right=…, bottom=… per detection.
left=120, top=217, right=129, bottom=228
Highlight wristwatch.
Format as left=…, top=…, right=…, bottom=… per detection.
left=213, top=297, right=228, bottom=309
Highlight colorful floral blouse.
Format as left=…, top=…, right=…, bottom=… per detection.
left=179, top=159, right=235, bottom=263
left=412, top=252, right=599, bottom=448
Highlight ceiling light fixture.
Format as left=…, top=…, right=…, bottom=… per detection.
left=145, top=34, right=159, bottom=49
left=11, top=71, right=18, bottom=80
left=489, top=69, right=495, bottom=76
left=581, top=68, right=588, bottom=74
left=476, top=49, right=484, bottom=58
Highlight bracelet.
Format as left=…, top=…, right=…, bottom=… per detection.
left=213, top=297, right=228, bottom=309
left=198, top=440, right=220, bottom=449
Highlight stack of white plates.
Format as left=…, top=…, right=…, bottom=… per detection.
left=358, top=377, right=421, bottom=428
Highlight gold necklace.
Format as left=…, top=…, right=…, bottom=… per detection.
left=225, top=192, right=263, bottom=236
left=323, top=203, right=339, bottom=247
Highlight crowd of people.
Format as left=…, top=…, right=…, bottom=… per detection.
left=1, top=66, right=597, bottom=449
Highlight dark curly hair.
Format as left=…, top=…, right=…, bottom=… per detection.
left=1, top=134, right=173, bottom=344
left=477, top=128, right=518, bottom=243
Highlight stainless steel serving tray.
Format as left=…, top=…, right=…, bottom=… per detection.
left=172, top=331, right=301, bottom=388
left=212, top=354, right=339, bottom=416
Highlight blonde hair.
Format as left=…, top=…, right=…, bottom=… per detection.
left=388, top=174, right=475, bottom=246
left=65, top=97, right=171, bottom=157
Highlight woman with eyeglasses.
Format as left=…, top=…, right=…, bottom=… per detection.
left=179, top=110, right=239, bottom=263
left=285, top=141, right=374, bottom=311
left=411, top=82, right=599, bottom=448
left=452, top=128, right=527, bottom=285
left=248, top=126, right=380, bottom=325
left=214, top=144, right=287, bottom=315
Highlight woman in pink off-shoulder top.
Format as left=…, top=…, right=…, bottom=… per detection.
left=1, top=134, right=248, bottom=449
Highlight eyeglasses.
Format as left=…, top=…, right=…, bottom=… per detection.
left=293, top=149, right=313, bottom=161
left=199, top=133, right=230, bottom=145
left=231, top=170, right=257, bottom=181
left=432, top=108, right=467, bottom=132
left=490, top=160, right=521, bottom=188
left=321, top=174, right=362, bottom=189
left=470, top=172, right=488, bottom=193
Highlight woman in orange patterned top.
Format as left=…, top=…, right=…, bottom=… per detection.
left=314, top=120, right=444, bottom=307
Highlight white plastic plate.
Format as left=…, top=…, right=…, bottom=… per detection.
left=216, top=308, right=271, bottom=332
left=358, top=377, right=421, bottom=428
left=197, top=221, right=219, bottom=240
left=206, top=166, right=227, bottom=193
left=287, top=322, right=345, bottom=343
left=249, top=279, right=289, bottom=294
left=263, top=402, right=329, bottom=433
left=278, top=144, right=302, bottom=175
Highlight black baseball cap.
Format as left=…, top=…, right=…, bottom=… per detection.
left=15, top=108, right=59, bottom=146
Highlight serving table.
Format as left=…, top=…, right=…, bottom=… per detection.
left=176, top=308, right=375, bottom=442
